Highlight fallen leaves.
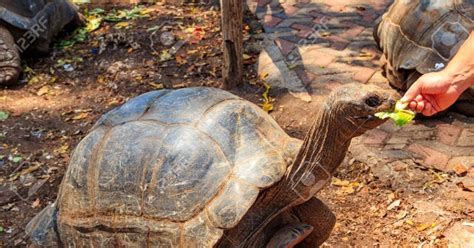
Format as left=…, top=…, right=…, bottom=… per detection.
left=10, top=156, right=22, bottom=163
left=72, top=112, right=89, bottom=121
left=114, top=21, right=130, bottom=30
left=0, top=111, right=8, bottom=121
left=260, top=83, right=273, bottom=113
left=159, top=49, right=173, bottom=62
left=62, top=109, right=93, bottom=122
left=103, top=6, right=150, bottom=22
left=149, top=82, right=164, bottom=89
left=8, top=162, right=42, bottom=181
left=31, top=198, right=41, bottom=208
left=387, top=199, right=401, bottom=211
left=37, top=86, right=50, bottom=96
left=331, top=177, right=361, bottom=195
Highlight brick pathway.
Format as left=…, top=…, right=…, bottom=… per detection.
left=247, top=0, right=473, bottom=245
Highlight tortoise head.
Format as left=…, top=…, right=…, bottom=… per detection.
left=326, top=83, right=397, bottom=137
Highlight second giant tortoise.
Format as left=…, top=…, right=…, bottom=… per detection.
left=0, top=0, right=82, bottom=85
left=27, top=84, right=395, bottom=247
left=375, top=0, right=474, bottom=116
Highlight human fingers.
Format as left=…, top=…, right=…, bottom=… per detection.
left=422, top=102, right=434, bottom=116
left=416, top=100, right=425, bottom=113
left=401, top=82, right=422, bottom=103
left=409, top=101, right=417, bottom=111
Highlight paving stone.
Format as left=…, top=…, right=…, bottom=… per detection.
left=325, top=35, right=350, bottom=50
left=384, top=143, right=406, bottom=150
left=258, top=41, right=311, bottom=101
left=275, top=38, right=297, bottom=56
left=257, top=0, right=274, bottom=7
left=457, top=128, right=474, bottom=147
left=396, top=129, right=435, bottom=140
left=245, top=0, right=258, bottom=13
left=407, top=144, right=451, bottom=171
left=377, top=150, right=413, bottom=161
left=447, top=156, right=474, bottom=173
left=277, top=17, right=314, bottom=28
left=352, top=67, right=376, bottom=83
left=264, top=15, right=284, bottom=28
left=281, top=3, right=299, bottom=16
left=263, top=27, right=294, bottom=33
left=300, top=46, right=337, bottom=68
left=325, top=62, right=367, bottom=78
left=386, top=136, right=409, bottom=145
left=277, top=35, right=304, bottom=44
left=291, top=23, right=316, bottom=38
left=360, top=9, right=379, bottom=23
left=256, top=5, right=285, bottom=19
left=286, top=48, right=304, bottom=63
left=362, top=129, right=389, bottom=147
left=437, top=124, right=462, bottom=146
left=294, top=68, right=317, bottom=86
left=339, top=25, right=366, bottom=40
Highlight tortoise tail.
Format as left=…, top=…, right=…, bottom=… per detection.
left=26, top=202, right=61, bottom=247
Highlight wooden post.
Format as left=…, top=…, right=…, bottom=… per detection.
left=221, top=0, right=243, bottom=89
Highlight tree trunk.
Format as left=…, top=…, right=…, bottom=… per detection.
left=221, top=0, right=243, bottom=89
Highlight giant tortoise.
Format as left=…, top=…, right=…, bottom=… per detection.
left=0, top=0, right=82, bottom=85
left=375, top=0, right=474, bottom=116
left=27, top=84, right=395, bottom=247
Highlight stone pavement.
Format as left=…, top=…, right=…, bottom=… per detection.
left=246, top=0, right=473, bottom=244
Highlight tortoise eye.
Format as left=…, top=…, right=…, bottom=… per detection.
left=365, top=96, right=381, bottom=107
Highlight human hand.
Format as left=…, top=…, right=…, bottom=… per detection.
left=400, top=71, right=471, bottom=116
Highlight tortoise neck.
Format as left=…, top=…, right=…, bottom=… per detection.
left=283, top=105, right=351, bottom=203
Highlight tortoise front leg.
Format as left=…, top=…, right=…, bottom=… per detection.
left=0, top=25, right=21, bottom=85
left=264, top=197, right=335, bottom=248
left=266, top=223, right=313, bottom=248
left=292, top=197, right=336, bottom=247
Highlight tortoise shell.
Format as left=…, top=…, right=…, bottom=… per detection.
left=54, top=88, right=302, bottom=246
left=0, top=0, right=79, bottom=53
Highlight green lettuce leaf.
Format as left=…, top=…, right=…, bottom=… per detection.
left=375, top=101, right=415, bottom=127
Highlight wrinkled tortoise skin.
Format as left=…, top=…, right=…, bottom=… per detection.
left=375, top=0, right=474, bottom=116
left=27, top=88, right=303, bottom=247
left=0, top=0, right=80, bottom=84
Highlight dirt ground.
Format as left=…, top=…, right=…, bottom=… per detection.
left=0, top=3, right=472, bottom=247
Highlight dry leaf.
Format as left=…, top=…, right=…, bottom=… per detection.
left=260, top=83, right=273, bottom=113
left=387, top=199, right=401, bottom=211
left=54, top=144, right=69, bottom=155
left=32, top=198, right=41, bottom=208
left=149, top=82, right=164, bottom=89
left=37, top=86, right=50, bottom=96
left=176, top=55, right=187, bottom=65
left=332, top=177, right=350, bottom=187
left=396, top=211, right=407, bottom=220
left=417, top=223, right=433, bottom=232
left=160, top=49, right=172, bottom=61
left=114, top=21, right=130, bottom=29
left=72, top=112, right=88, bottom=120
left=259, top=72, right=269, bottom=80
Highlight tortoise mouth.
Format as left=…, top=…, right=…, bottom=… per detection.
left=354, top=96, right=396, bottom=123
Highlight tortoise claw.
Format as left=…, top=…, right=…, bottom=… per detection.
left=0, top=67, right=20, bottom=85
left=0, top=30, right=21, bottom=85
